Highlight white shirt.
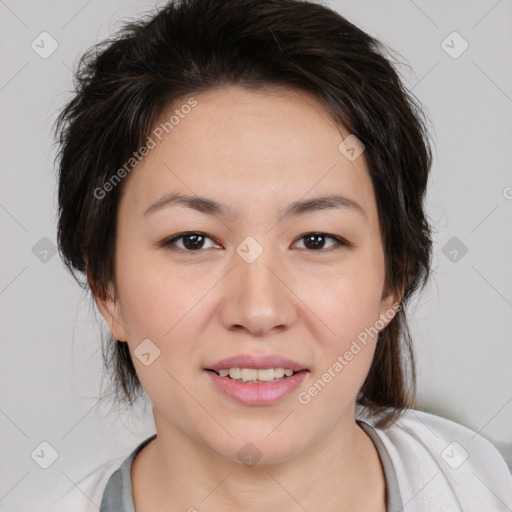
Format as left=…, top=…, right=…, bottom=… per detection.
left=46, top=407, right=512, bottom=511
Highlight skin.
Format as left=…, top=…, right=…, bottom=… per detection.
left=95, top=84, right=401, bottom=511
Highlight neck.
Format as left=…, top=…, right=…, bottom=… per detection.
left=131, top=409, right=387, bottom=512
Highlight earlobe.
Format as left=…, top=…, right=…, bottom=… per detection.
left=86, top=261, right=129, bottom=341
left=378, top=288, right=403, bottom=331
left=378, top=299, right=401, bottom=330
left=91, top=281, right=129, bottom=342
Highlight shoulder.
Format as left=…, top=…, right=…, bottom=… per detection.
left=45, top=458, right=123, bottom=512
left=359, top=407, right=512, bottom=511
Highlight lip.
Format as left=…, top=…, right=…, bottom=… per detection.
left=205, top=353, right=308, bottom=372
left=205, top=369, right=308, bottom=405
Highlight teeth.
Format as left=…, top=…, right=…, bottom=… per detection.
left=228, top=368, right=241, bottom=379
left=218, top=367, right=297, bottom=382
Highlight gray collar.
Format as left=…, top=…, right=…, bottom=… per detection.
left=357, top=419, right=404, bottom=512
left=99, top=434, right=155, bottom=512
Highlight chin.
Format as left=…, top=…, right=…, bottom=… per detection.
left=208, top=431, right=305, bottom=467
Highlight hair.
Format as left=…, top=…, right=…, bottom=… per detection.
left=54, top=0, right=434, bottom=428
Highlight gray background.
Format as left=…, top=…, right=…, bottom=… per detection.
left=1, top=0, right=511, bottom=510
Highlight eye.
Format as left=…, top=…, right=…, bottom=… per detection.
left=160, top=231, right=349, bottom=253
left=293, top=232, right=349, bottom=251
left=161, top=232, right=221, bottom=251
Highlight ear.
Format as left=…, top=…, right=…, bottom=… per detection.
left=87, top=267, right=129, bottom=342
left=377, top=284, right=404, bottom=331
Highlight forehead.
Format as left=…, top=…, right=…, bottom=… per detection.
left=119, top=85, right=377, bottom=223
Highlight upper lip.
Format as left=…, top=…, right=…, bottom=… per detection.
left=206, top=354, right=308, bottom=372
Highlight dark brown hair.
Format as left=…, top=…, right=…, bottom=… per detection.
left=54, top=0, right=434, bottom=428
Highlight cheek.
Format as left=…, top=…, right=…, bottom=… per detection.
left=296, top=252, right=386, bottom=403
left=304, top=256, right=386, bottom=343
left=296, top=269, right=383, bottom=420
left=116, top=259, right=208, bottom=340
left=114, top=257, right=209, bottom=406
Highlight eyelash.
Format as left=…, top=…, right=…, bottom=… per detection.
left=159, top=231, right=350, bottom=253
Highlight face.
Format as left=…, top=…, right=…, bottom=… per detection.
left=97, top=85, right=399, bottom=464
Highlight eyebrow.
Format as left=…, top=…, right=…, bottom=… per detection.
left=144, top=192, right=366, bottom=219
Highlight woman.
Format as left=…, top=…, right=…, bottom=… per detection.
left=49, top=0, right=512, bottom=510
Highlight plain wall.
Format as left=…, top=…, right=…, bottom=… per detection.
left=1, top=0, right=511, bottom=509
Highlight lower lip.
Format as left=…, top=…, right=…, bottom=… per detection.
left=204, top=370, right=308, bottom=405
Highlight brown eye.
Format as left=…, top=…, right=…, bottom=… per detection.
left=162, top=232, right=220, bottom=251
left=293, top=233, right=348, bottom=251
left=160, top=231, right=348, bottom=253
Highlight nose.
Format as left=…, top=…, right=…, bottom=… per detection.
left=219, top=246, right=297, bottom=337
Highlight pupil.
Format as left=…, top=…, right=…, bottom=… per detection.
left=305, top=233, right=324, bottom=250
left=184, top=234, right=204, bottom=250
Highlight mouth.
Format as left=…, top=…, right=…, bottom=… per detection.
left=204, top=367, right=309, bottom=405
left=205, top=367, right=308, bottom=384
